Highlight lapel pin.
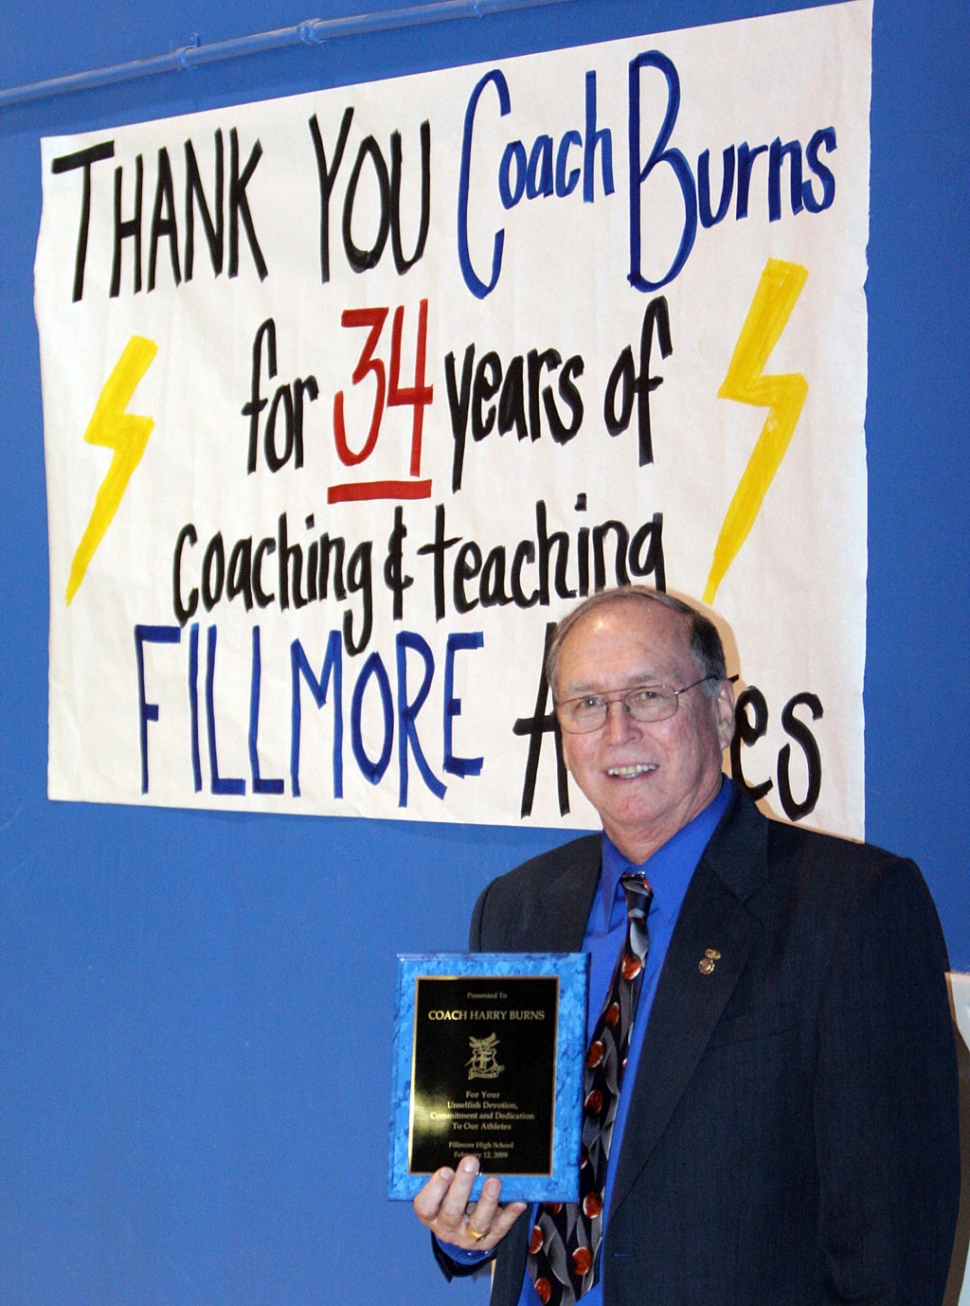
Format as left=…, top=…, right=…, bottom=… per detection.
left=698, top=949, right=721, bottom=975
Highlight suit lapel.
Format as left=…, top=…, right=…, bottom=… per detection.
left=532, top=836, right=601, bottom=952
left=608, top=790, right=770, bottom=1216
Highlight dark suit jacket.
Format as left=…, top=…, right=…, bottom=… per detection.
left=434, top=785, right=960, bottom=1305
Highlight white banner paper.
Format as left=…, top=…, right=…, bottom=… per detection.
left=35, top=1, right=871, bottom=835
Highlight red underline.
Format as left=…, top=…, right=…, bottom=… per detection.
left=327, top=479, right=433, bottom=503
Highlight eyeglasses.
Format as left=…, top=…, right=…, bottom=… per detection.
left=554, top=676, right=719, bottom=735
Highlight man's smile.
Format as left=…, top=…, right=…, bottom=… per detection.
left=606, top=763, right=658, bottom=778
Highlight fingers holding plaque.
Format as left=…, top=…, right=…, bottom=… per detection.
left=387, top=953, right=589, bottom=1203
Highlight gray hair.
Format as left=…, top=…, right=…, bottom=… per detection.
left=545, top=586, right=727, bottom=698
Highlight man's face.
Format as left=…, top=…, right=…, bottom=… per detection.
left=555, top=599, right=735, bottom=864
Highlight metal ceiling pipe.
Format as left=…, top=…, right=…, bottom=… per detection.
left=0, top=0, right=578, bottom=110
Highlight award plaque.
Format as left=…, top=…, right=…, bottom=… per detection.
left=388, top=952, right=589, bottom=1202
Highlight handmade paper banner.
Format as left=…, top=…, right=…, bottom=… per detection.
left=35, top=0, right=872, bottom=835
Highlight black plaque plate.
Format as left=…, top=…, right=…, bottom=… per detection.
left=410, top=974, right=558, bottom=1175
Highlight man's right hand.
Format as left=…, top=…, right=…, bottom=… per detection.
left=413, top=1154, right=528, bottom=1254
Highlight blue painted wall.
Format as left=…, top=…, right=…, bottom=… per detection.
left=0, top=2, right=966, bottom=1302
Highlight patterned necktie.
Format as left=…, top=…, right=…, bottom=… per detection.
left=528, top=873, right=653, bottom=1305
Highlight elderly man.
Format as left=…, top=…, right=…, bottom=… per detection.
left=415, top=586, right=960, bottom=1306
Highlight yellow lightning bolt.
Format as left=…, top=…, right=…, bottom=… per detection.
left=65, top=335, right=158, bottom=605
left=702, top=259, right=809, bottom=605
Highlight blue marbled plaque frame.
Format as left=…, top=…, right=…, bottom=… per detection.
left=388, top=952, right=589, bottom=1202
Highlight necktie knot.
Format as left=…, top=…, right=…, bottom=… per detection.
left=621, top=873, right=651, bottom=968
left=620, top=871, right=652, bottom=917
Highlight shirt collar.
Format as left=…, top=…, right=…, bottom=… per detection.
left=599, top=776, right=732, bottom=930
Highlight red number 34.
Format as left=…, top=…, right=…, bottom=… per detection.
left=333, top=298, right=433, bottom=479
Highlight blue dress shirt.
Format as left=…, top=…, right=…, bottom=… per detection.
left=440, top=778, right=732, bottom=1306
